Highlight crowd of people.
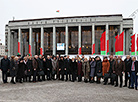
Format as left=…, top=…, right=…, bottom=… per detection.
left=0, top=54, right=138, bottom=90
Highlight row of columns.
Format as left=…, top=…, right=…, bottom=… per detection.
left=8, top=23, right=124, bottom=56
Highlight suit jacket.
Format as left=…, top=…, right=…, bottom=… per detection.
left=124, top=58, right=132, bottom=72
left=127, top=61, right=138, bottom=75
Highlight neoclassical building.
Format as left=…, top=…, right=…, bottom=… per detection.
left=5, top=14, right=133, bottom=56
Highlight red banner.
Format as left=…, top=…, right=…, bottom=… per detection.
left=107, top=40, right=109, bottom=54
left=137, top=34, right=138, bottom=51
left=40, top=48, right=43, bottom=55
left=131, top=34, right=135, bottom=52
left=118, top=31, right=124, bottom=52
left=18, top=42, right=20, bottom=54
left=29, top=45, right=31, bottom=56
left=92, top=44, right=95, bottom=55
left=100, top=31, right=106, bottom=51
left=79, top=47, right=81, bottom=55
left=115, top=35, right=119, bottom=52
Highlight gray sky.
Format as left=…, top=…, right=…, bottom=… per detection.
left=0, top=0, right=138, bottom=45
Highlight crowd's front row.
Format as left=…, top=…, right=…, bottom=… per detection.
left=0, top=54, right=138, bottom=90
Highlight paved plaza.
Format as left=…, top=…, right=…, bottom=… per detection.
left=0, top=75, right=138, bottom=102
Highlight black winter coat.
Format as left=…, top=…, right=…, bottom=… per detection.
left=124, top=58, right=132, bottom=72
left=71, top=61, right=77, bottom=73
left=96, top=60, right=102, bottom=74
left=59, top=60, right=65, bottom=75
left=17, top=59, right=26, bottom=78
left=46, top=59, right=52, bottom=71
left=10, top=59, right=16, bottom=77
left=109, top=59, right=115, bottom=73
left=37, top=58, right=44, bottom=70
left=64, top=59, right=71, bottom=72
left=1, top=58, right=10, bottom=72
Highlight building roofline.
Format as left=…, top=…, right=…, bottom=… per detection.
left=123, top=18, right=133, bottom=20
left=9, top=14, right=123, bottom=23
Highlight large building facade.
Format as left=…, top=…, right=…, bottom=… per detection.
left=5, top=14, right=133, bottom=57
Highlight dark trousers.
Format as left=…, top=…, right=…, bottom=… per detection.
left=47, top=70, right=51, bottom=80
left=33, top=70, right=37, bottom=82
left=52, top=71, right=56, bottom=79
left=124, top=72, right=129, bottom=86
left=104, top=78, right=108, bottom=84
left=72, top=72, right=76, bottom=81
left=2, top=71, right=8, bottom=83
left=115, top=75, right=123, bottom=86
left=68, top=71, right=71, bottom=81
left=131, top=72, right=137, bottom=88
left=64, top=70, right=68, bottom=80
left=78, top=75, right=82, bottom=81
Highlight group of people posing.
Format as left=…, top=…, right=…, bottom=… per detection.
left=0, top=54, right=138, bottom=90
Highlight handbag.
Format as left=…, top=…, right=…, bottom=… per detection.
left=38, top=70, right=45, bottom=76
left=111, top=73, right=116, bottom=80
left=104, top=73, right=110, bottom=79
left=97, top=72, right=103, bottom=77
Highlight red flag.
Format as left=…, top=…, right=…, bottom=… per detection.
left=137, top=34, right=138, bottom=51
left=18, top=42, right=20, bottom=54
left=40, top=48, right=43, bottom=55
left=92, top=44, right=95, bottom=55
left=56, top=10, right=60, bottom=13
left=29, top=45, right=31, bottom=56
left=131, top=34, right=135, bottom=52
left=107, top=40, right=109, bottom=54
left=79, top=47, right=81, bottom=55
left=115, top=35, right=119, bottom=53
left=118, top=31, right=124, bottom=52
left=100, top=31, right=106, bottom=51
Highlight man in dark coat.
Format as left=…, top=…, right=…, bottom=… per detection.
left=128, top=56, right=138, bottom=90
left=26, top=56, right=33, bottom=82
left=71, top=58, right=77, bottom=82
left=56, top=55, right=60, bottom=80
left=123, top=55, right=132, bottom=87
left=1, top=55, right=10, bottom=83
left=64, top=55, right=71, bottom=81
left=10, top=56, right=16, bottom=84
left=113, top=56, right=125, bottom=88
left=37, top=55, right=44, bottom=81
left=108, top=55, right=115, bottom=85
left=32, top=55, right=39, bottom=82
left=95, top=56, right=102, bottom=84
left=59, top=56, right=65, bottom=81
left=46, top=55, right=52, bottom=80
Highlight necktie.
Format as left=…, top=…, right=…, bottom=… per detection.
left=132, top=62, right=134, bottom=71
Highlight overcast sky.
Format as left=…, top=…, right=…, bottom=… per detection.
left=0, top=0, right=138, bottom=45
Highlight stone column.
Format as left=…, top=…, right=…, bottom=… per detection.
left=8, top=28, right=11, bottom=57
left=18, top=28, right=21, bottom=55
left=29, top=27, right=32, bottom=56
left=92, top=23, right=95, bottom=55
left=13, top=32, right=17, bottom=55
left=41, top=26, right=44, bottom=55
left=78, top=24, right=81, bottom=55
left=106, top=23, right=109, bottom=55
left=53, top=26, right=56, bottom=55
left=10, top=32, right=13, bottom=55
left=65, top=24, right=68, bottom=55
